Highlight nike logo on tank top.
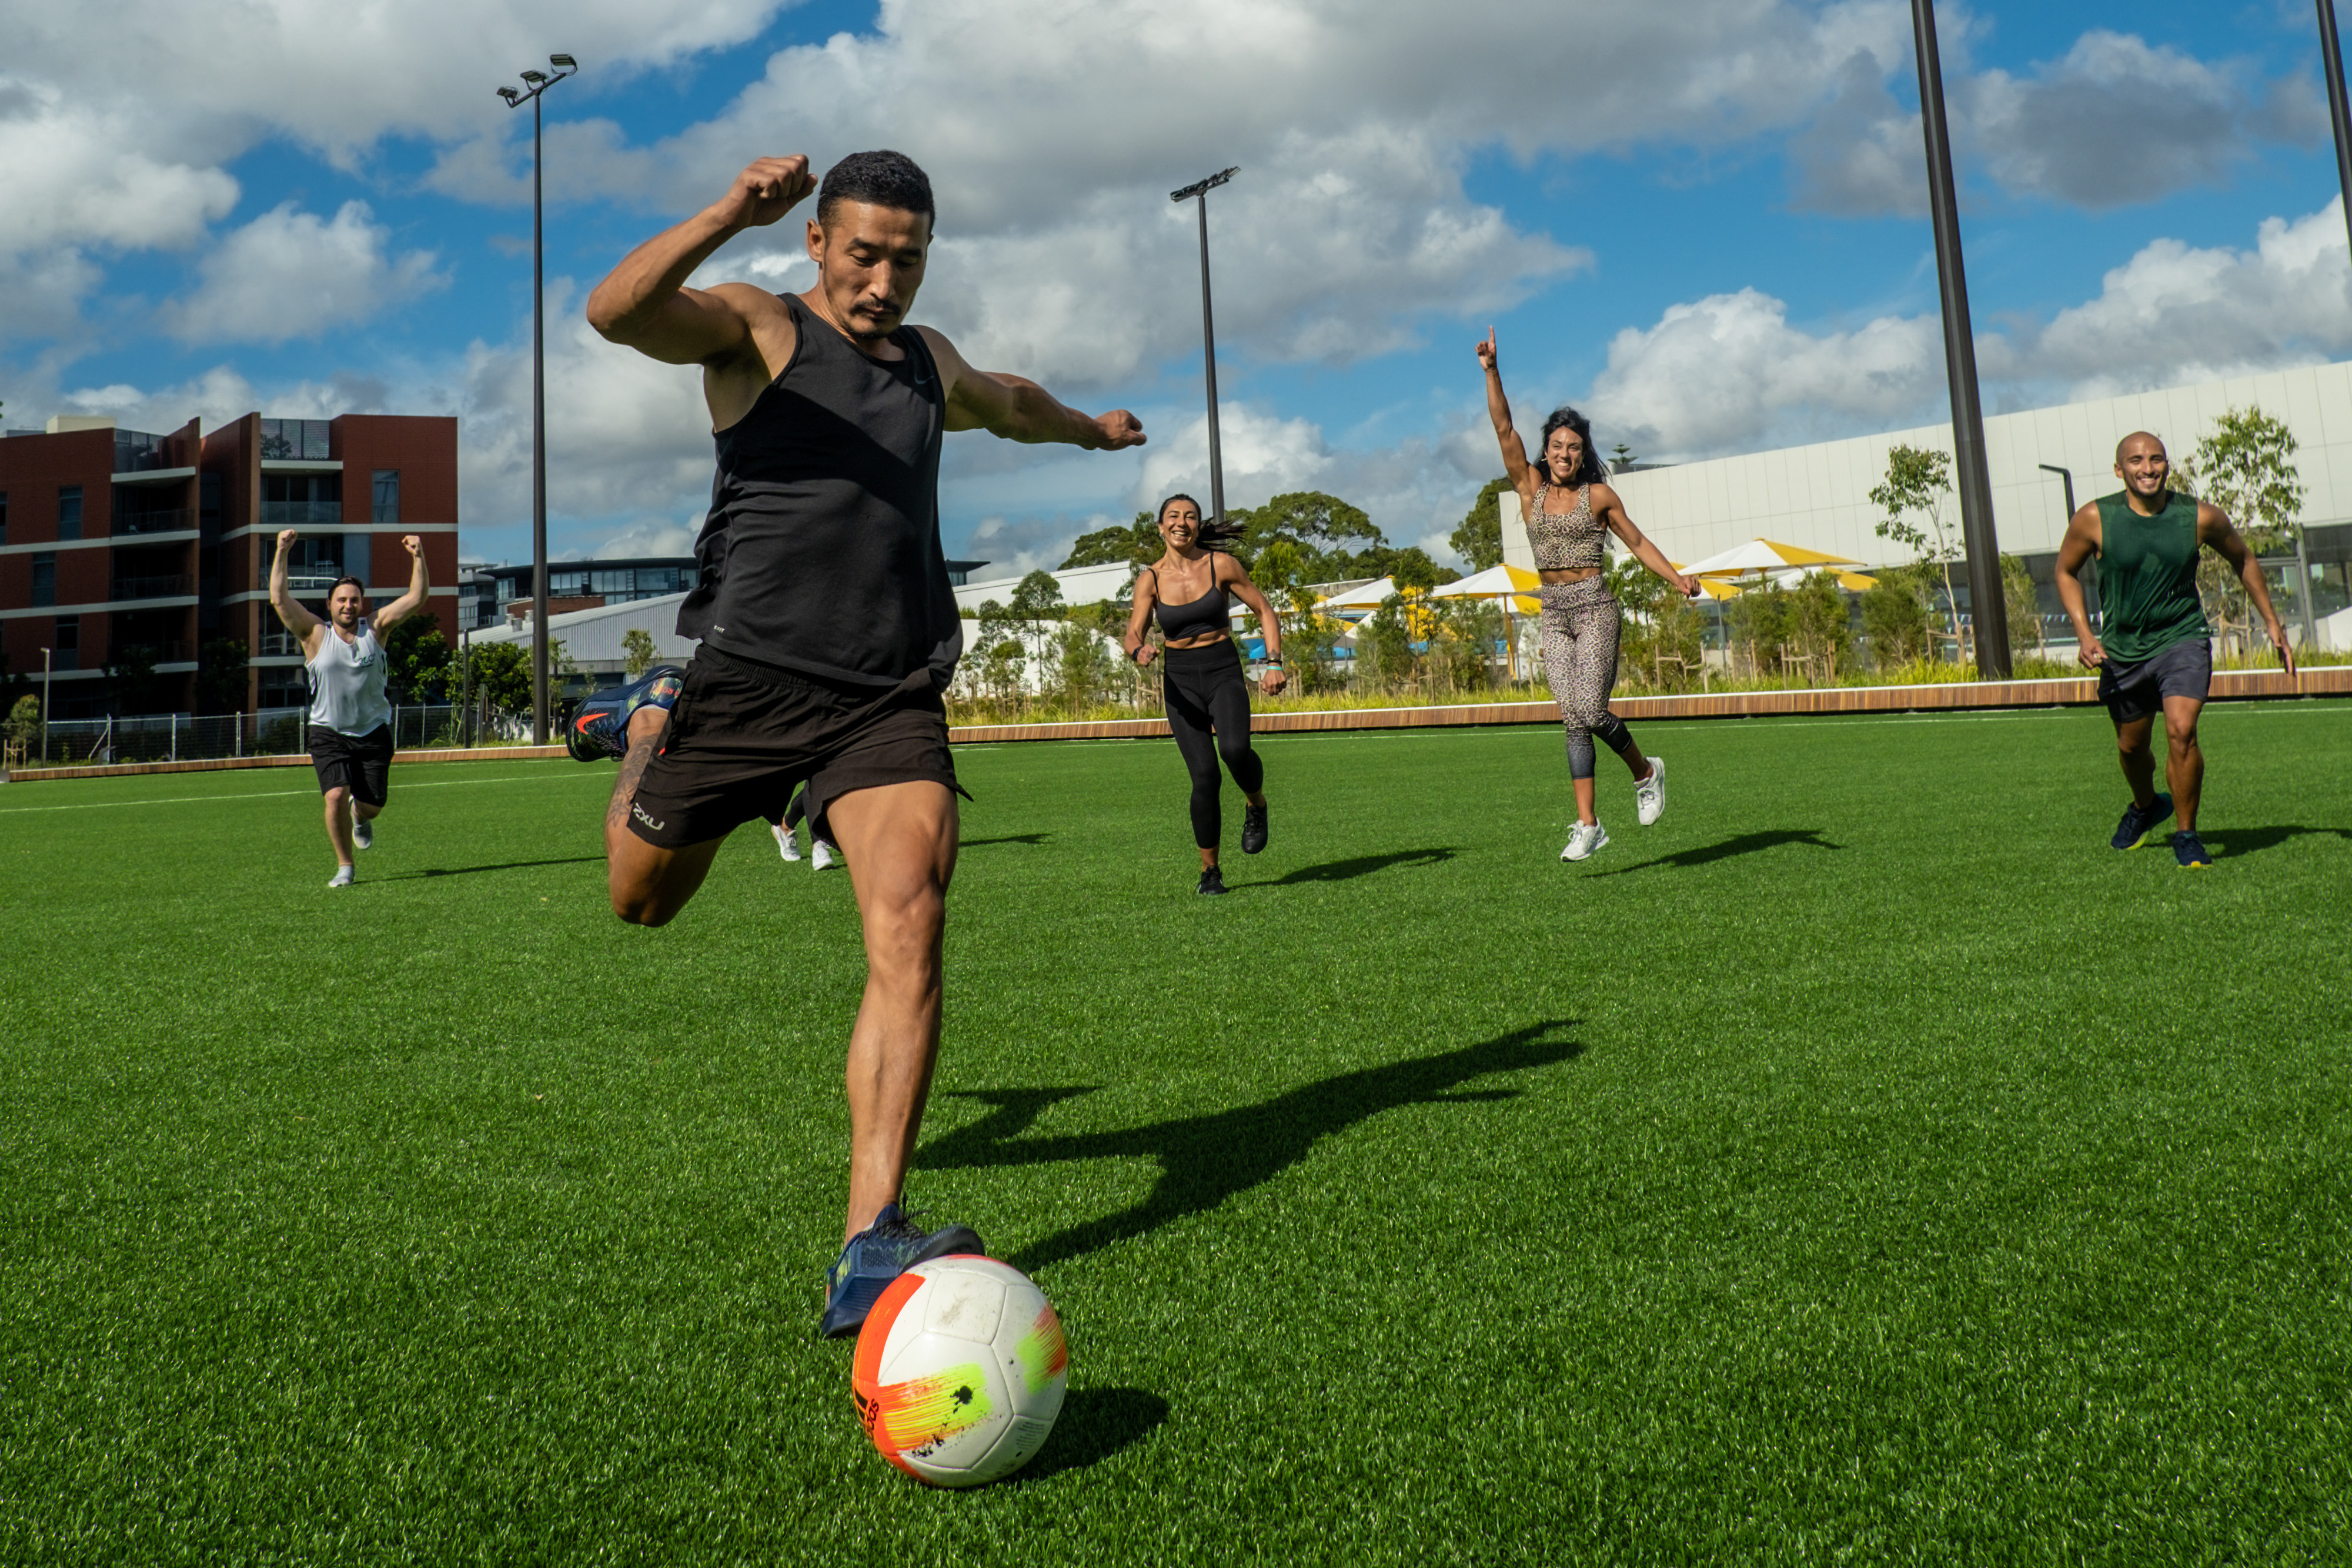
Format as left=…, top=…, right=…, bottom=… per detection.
left=677, top=293, right=959, bottom=689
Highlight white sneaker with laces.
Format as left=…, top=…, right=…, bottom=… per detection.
left=811, top=838, right=840, bottom=871
left=328, top=865, right=355, bottom=888
left=353, top=814, right=374, bottom=850
left=1635, top=755, right=1666, bottom=826
left=773, top=822, right=801, bottom=862
left=1561, top=821, right=1610, bottom=862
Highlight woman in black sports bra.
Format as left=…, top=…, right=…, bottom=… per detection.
left=1122, top=493, right=1288, bottom=895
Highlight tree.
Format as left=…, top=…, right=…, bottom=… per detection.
left=457, top=640, right=532, bottom=713
left=1787, top=570, right=1852, bottom=682
left=103, top=644, right=161, bottom=716
left=621, top=628, right=657, bottom=679
left=1608, top=443, right=1639, bottom=472
left=1869, top=444, right=1959, bottom=653
left=1449, top=478, right=1512, bottom=572
left=2184, top=406, right=2303, bottom=660
left=6, top=694, right=39, bottom=747
left=1061, top=513, right=1163, bottom=570
left=1609, top=559, right=1703, bottom=691
left=1004, top=571, right=1065, bottom=666
left=1230, top=490, right=1386, bottom=579
left=1861, top=567, right=1930, bottom=669
left=1999, top=553, right=2043, bottom=662
left=195, top=638, right=249, bottom=715
left=1048, top=620, right=1117, bottom=708
left=382, top=617, right=450, bottom=703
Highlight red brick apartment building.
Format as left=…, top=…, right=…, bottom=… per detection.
left=0, top=412, right=459, bottom=717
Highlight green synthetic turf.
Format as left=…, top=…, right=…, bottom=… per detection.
left=2, top=703, right=2348, bottom=1564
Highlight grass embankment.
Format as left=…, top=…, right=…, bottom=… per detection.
left=3, top=704, right=2349, bottom=1561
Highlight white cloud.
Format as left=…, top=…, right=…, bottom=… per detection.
left=1585, top=200, right=2352, bottom=460
left=162, top=202, right=446, bottom=345
left=587, top=520, right=701, bottom=558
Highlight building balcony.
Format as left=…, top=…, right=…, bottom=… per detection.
left=261, top=500, right=342, bottom=527
left=113, top=429, right=175, bottom=473
left=110, top=573, right=195, bottom=600
left=115, top=509, right=193, bottom=536
left=113, top=640, right=196, bottom=666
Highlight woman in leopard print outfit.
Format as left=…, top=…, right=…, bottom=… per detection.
left=1476, top=329, right=1700, bottom=861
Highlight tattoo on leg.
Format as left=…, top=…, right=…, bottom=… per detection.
left=606, top=737, right=659, bottom=833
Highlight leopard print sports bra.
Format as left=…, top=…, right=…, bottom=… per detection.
left=1526, top=483, right=1605, bottom=571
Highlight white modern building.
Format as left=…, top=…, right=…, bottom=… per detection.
left=1502, top=361, right=2352, bottom=643
left=952, top=560, right=1135, bottom=615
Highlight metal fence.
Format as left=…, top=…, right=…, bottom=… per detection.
left=29, top=703, right=536, bottom=765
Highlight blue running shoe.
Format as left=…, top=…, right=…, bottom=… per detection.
left=2172, top=830, right=2213, bottom=869
left=2110, top=793, right=2173, bottom=850
left=820, top=1203, right=984, bottom=1339
left=567, top=664, right=686, bottom=761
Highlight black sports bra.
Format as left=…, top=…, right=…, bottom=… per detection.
left=1150, top=560, right=1230, bottom=640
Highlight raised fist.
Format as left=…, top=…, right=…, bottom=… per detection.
left=721, top=156, right=816, bottom=229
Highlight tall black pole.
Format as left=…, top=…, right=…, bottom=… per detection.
left=1911, top=0, right=2009, bottom=676
left=2320, top=1, right=2352, bottom=259
left=1172, top=168, right=1239, bottom=523
left=530, top=91, right=549, bottom=744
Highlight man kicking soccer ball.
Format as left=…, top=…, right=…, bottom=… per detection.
left=268, top=529, right=431, bottom=886
left=572, top=149, right=1144, bottom=1337
left=2054, top=430, right=2295, bottom=868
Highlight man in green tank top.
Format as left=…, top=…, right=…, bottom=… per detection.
left=2054, top=431, right=2296, bottom=868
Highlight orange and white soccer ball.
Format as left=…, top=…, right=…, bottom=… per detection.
left=850, top=1255, right=1069, bottom=1487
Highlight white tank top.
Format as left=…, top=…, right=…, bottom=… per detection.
left=308, top=621, right=393, bottom=736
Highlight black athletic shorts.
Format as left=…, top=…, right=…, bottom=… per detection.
left=2098, top=634, right=2211, bottom=725
left=308, top=724, right=394, bottom=808
left=625, top=647, right=964, bottom=848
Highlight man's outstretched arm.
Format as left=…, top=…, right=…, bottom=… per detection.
left=585, top=156, right=816, bottom=365
left=920, top=331, right=1145, bottom=450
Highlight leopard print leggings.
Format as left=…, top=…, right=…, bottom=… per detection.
left=1539, top=576, right=1638, bottom=779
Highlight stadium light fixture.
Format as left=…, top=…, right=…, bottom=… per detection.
left=1909, top=0, right=2009, bottom=677
left=1171, top=167, right=1240, bottom=528
left=497, top=52, right=579, bottom=744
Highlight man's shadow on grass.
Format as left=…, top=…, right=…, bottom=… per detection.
left=1583, top=829, right=1840, bottom=878
left=959, top=833, right=1052, bottom=849
left=2197, top=824, right=2352, bottom=861
left=396, top=855, right=607, bottom=880
left=922, top=1020, right=1582, bottom=1273
left=1257, top=846, right=1461, bottom=886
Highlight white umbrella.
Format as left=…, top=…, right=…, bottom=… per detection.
left=1676, top=539, right=1863, bottom=579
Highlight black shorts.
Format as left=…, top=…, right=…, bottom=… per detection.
left=308, top=724, right=394, bottom=808
left=2099, top=634, right=2211, bottom=725
left=626, top=648, right=964, bottom=849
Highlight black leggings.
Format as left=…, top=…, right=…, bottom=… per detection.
left=1162, top=641, right=1264, bottom=848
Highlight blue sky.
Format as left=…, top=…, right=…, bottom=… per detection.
left=6, top=0, right=2350, bottom=576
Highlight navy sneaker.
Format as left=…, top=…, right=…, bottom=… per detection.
left=1241, top=802, right=1269, bottom=855
left=2110, top=793, right=2173, bottom=850
left=567, top=664, right=686, bottom=761
left=1197, top=865, right=1227, bottom=895
left=820, top=1203, right=984, bottom=1340
left=2172, top=830, right=2213, bottom=870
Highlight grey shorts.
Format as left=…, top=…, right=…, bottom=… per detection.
left=2099, top=635, right=2210, bottom=725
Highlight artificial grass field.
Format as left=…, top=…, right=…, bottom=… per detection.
left=2, top=701, right=2348, bottom=1564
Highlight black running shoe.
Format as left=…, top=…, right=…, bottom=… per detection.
left=1197, top=866, right=1227, bottom=895
left=1241, top=802, right=1269, bottom=855
left=2171, top=830, right=2213, bottom=869
left=819, top=1203, right=984, bottom=1340
left=2110, top=793, right=2173, bottom=850
left=567, top=664, right=686, bottom=761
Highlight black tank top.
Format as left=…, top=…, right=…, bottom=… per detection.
left=1151, top=559, right=1230, bottom=640
left=676, top=293, right=957, bottom=688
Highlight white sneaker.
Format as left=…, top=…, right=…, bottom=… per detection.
left=328, top=865, right=355, bottom=888
left=773, top=822, right=801, bottom=862
left=353, top=814, right=374, bottom=850
left=1562, top=821, right=1610, bottom=862
left=1635, top=755, right=1666, bottom=826
left=811, top=838, right=840, bottom=871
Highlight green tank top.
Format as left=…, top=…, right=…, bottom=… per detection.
left=2094, top=490, right=2208, bottom=662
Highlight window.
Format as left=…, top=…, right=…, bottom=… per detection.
left=637, top=566, right=681, bottom=593
left=55, top=615, right=79, bottom=671
left=30, top=553, right=55, bottom=607
left=551, top=570, right=588, bottom=596
left=592, top=568, right=633, bottom=595
left=57, top=485, right=82, bottom=541
left=372, top=470, right=400, bottom=524
left=257, top=418, right=331, bottom=460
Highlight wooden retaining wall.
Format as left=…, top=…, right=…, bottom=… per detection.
left=4, top=666, right=2342, bottom=782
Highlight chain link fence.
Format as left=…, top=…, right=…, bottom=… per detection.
left=28, top=703, right=538, bottom=766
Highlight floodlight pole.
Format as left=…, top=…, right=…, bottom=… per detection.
left=1910, top=0, right=2009, bottom=676
left=39, top=646, right=51, bottom=764
left=500, top=54, right=577, bottom=744
left=2321, top=1, right=2352, bottom=260
left=1172, top=167, right=1240, bottom=524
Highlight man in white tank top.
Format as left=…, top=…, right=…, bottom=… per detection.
left=269, top=529, right=431, bottom=886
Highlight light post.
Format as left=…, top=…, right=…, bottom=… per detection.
left=39, top=646, right=51, bottom=764
left=2320, top=2, right=2352, bottom=260
left=1910, top=0, right=2010, bottom=676
left=1171, top=167, right=1240, bottom=526
left=498, top=52, right=577, bottom=745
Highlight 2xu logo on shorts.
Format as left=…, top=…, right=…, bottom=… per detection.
left=632, top=801, right=666, bottom=833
